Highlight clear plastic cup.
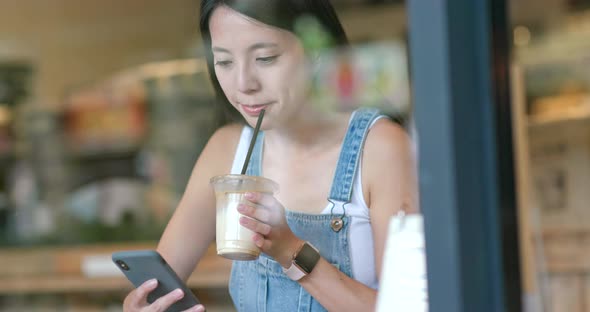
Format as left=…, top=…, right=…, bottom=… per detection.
left=210, top=174, right=279, bottom=260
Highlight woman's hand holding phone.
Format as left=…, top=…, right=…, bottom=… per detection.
left=123, top=279, right=205, bottom=312
left=113, top=250, right=205, bottom=312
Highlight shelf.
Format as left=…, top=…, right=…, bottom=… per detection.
left=539, top=227, right=590, bottom=273
left=527, top=109, right=590, bottom=141
left=0, top=242, right=232, bottom=295
left=527, top=109, right=590, bottom=131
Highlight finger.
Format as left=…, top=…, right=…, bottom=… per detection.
left=240, top=216, right=272, bottom=236
left=253, top=233, right=273, bottom=250
left=131, top=279, right=158, bottom=306
left=244, top=192, right=280, bottom=208
left=150, top=288, right=184, bottom=312
left=237, top=203, right=269, bottom=222
left=182, top=304, right=206, bottom=312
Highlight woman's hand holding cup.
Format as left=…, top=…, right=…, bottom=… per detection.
left=237, top=191, right=303, bottom=268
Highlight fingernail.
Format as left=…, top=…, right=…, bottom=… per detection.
left=194, top=305, right=205, bottom=312
left=146, top=279, right=157, bottom=287
left=254, top=236, right=263, bottom=248
left=245, top=192, right=255, bottom=199
left=173, top=288, right=184, bottom=298
left=237, top=204, right=245, bottom=212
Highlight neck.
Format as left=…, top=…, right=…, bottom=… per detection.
left=263, top=108, right=351, bottom=154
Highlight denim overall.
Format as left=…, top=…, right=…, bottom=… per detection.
left=229, top=108, right=381, bottom=312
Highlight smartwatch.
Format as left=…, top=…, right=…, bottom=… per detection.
left=282, top=241, right=321, bottom=281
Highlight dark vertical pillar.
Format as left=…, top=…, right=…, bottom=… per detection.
left=407, top=0, right=522, bottom=311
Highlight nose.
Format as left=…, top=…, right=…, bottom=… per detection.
left=236, top=63, right=260, bottom=94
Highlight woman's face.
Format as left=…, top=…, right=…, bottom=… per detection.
left=209, top=6, right=312, bottom=129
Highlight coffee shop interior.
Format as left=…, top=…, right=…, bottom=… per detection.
left=0, top=0, right=589, bottom=311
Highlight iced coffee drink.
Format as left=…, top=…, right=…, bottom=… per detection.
left=210, top=174, right=278, bottom=260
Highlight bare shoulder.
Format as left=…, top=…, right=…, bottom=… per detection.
left=362, top=117, right=419, bottom=213
left=196, top=122, right=244, bottom=174
left=207, top=123, right=244, bottom=151
left=364, top=118, right=414, bottom=161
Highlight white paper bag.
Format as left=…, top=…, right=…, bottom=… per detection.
left=376, top=212, right=429, bottom=312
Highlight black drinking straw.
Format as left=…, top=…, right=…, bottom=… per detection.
left=241, top=109, right=265, bottom=175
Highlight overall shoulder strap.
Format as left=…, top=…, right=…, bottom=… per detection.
left=328, top=107, right=381, bottom=202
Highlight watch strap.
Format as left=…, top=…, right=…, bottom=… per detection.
left=282, top=262, right=308, bottom=281
left=282, top=242, right=320, bottom=281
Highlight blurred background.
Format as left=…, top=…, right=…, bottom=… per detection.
left=0, top=0, right=588, bottom=311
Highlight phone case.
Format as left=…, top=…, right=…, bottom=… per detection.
left=112, top=250, right=200, bottom=312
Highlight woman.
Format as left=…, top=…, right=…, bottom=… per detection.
left=123, top=0, right=418, bottom=311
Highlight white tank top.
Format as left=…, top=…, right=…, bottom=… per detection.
left=230, top=117, right=384, bottom=289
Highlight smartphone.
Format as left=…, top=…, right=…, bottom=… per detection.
left=112, top=250, right=200, bottom=312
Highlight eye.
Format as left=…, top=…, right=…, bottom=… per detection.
left=256, top=55, right=279, bottom=64
left=215, top=60, right=233, bottom=67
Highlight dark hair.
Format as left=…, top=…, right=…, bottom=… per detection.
left=199, top=0, right=349, bottom=125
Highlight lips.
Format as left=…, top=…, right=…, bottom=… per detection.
left=240, top=103, right=271, bottom=116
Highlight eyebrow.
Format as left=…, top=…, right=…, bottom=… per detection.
left=212, top=42, right=279, bottom=53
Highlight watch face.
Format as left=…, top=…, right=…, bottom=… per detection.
left=295, top=243, right=321, bottom=273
